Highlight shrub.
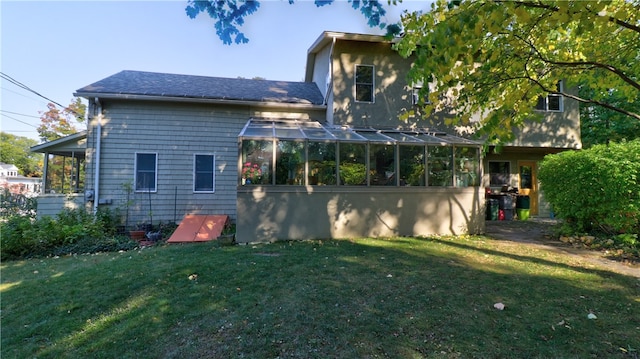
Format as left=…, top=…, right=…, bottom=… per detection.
left=0, top=188, right=36, bottom=219
left=0, top=208, right=136, bottom=260
left=539, top=140, right=640, bottom=235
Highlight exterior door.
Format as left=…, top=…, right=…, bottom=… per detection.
left=518, top=161, right=538, bottom=215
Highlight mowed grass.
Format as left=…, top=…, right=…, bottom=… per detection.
left=2, top=236, right=639, bottom=358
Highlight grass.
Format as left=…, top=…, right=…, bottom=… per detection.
left=2, top=235, right=639, bottom=358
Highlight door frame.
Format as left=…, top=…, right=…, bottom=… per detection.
left=518, top=161, right=538, bottom=215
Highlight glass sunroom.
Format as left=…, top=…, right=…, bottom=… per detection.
left=238, top=118, right=481, bottom=188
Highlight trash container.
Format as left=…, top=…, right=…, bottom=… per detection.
left=486, top=199, right=499, bottom=220
left=516, top=195, right=530, bottom=220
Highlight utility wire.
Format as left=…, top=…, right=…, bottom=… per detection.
left=0, top=113, right=39, bottom=128
left=0, top=109, right=41, bottom=119
left=0, top=72, right=81, bottom=117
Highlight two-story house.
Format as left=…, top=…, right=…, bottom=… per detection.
left=31, top=31, right=581, bottom=243
left=0, top=163, right=42, bottom=196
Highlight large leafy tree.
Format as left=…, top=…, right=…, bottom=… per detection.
left=0, top=133, right=41, bottom=177
left=394, top=0, right=639, bottom=142
left=580, top=80, right=640, bottom=148
left=185, top=0, right=390, bottom=45
left=37, top=98, right=86, bottom=142
left=189, top=1, right=639, bottom=143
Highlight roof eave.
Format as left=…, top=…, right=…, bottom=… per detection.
left=30, top=131, right=87, bottom=153
left=74, top=92, right=327, bottom=110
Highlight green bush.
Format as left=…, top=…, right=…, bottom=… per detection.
left=539, top=140, right=640, bottom=235
left=0, top=208, right=136, bottom=260
left=0, top=188, right=36, bottom=219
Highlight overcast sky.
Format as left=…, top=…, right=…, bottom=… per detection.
left=1, top=0, right=429, bottom=142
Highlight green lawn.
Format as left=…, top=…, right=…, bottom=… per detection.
left=2, top=236, right=639, bottom=358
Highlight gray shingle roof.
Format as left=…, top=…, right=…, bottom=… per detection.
left=75, top=70, right=325, bottom=105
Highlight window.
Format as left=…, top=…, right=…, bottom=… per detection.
left=455, top=147, right=480, bottom=187
left=276, top=141, right=305, bottom=185
left=355, top=65, right=374, bottom=102
left=535, top=81, right=564, bottom=112
left=369, top=144, right=396, bottom=186
left=308, top=142, right=337, bottom=185
left=194, top=154, right=215, bottom=192
left=135, top=153, right=157, bottom=192
left=239, top=119, right=482, bottom=188
left=339, top=142, right=366, bottom=185
left=412, top=83, right=430, bottom=106
left=241, top=140, right=272, bottom=185
left=489, top=161, right=510, bottom=186
left=428, top=146, right=453, bottom=186
left=399, top=145, right=425, bottom=186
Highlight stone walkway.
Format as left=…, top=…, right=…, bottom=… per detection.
left=483, top=218, right=640, bottom=278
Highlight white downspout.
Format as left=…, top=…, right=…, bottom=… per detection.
left=323, top=36, right=337, bottom=106
left=92, top=98, right=102, bottom=214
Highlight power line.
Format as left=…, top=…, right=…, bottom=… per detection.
left=0, top=72, right=81, bottom=117
left=0, top=113, right=39, bottom=128
left=0, top=109, right=41, bottom=119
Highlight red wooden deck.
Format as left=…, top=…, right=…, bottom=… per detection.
left=167, top=214, right=229, bottom=243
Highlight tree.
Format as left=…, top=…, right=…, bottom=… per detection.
left=393, top=0, right=639, bottom=142
left=0, top=133, right=41, bottom=177
left=580, top=82, right=640, bottom=148
left=37, top=97, right=86, bottom=142
left=185, top=0, right=390, bottom=45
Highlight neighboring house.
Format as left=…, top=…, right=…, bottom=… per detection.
left=0, top=163, right=41, bottom=196
left=32, top=31, right=581, bottom=243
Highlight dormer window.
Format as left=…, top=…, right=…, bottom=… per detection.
left=535, top=81, right=564, bottom=112
left=355, top=64, right=374, bottom=103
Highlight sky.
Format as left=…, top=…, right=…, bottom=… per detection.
left=1, top=0, right=430, bottom=142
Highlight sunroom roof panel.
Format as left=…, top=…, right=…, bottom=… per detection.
left=327, top=128, right=367, bottom=141
left=357, top=131, right=396, bottom=143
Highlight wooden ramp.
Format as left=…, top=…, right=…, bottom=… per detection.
left=167, top=214, right=229, bottom=243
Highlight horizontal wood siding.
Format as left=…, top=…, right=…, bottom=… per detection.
left=84, top=100, right=322, bottom=228
left=36, top=194, right=86, bottom=219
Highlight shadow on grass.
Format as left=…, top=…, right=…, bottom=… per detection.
left=1, top=239, right=639, bottom=358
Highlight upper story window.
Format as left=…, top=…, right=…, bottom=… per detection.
left=135, top=152, right=157, bottom=192
left=412, top=84, right=431, bottom=106
left=535, top=81, right=564, bottom=112
left=355, top=65, right=374, bottom=103
left=194, top=154, right=215, bottom=193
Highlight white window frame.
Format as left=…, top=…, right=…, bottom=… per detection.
left=412, top=82, right=431, bottom=106
left=535, top=80, right=564, bottom=112
left=354, top=64, right=375, bottom=103
left=193, top=153, right=216, bottom=193
left=134, top=152, right=158, bottom=193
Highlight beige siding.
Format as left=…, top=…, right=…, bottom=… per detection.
left=85, top=100, right=322, bottom=228
left=327, top=39, right=581, bottom=150
left=236, top=186, right=484, bottom=243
